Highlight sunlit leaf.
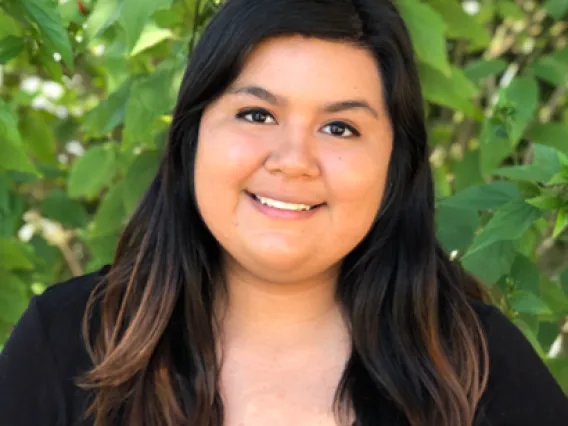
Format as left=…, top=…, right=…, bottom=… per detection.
left=118, top=0, right=174, bottom=53
left=466, top=200, right=542, bottom=255
left=438, top=181, right=522, bottom=211
left=0, top=273, right=28, bottom=323
left=123, top=150, right=161, bottom=216
left=419, top=63, right=479, bottom=115
left=91, top=181, right=126, bottom=237
left=0, top=36, right=25, bottom=64
left=83, top=80, right=132, bottom=137
left=510, top=291, right=553, bottom=315
left=464, top=58, right=508, bottom=82
left=461, top=240, right=517, bottom=286
left=492, top=144, right=562, bottom=182
left=530, top=123, right=568, bottom=157
left=0, top=100, right=40, bottom=175
left=130, top=22, right=174, bottom=57
left=20, top=0, right=74, bottom=69
left=428, top=0, right=490, bottom=48
left=67, top=145, right=118, bottom=198
left=545, top=0, right=568, bottom=19
left=398, top=0, right=451, bottom=75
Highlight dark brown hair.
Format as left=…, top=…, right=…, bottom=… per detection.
left=79, top=1, right=489, bottom=425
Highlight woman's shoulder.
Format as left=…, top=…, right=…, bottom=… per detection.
left=29, top=264, right=111, bottom=367
left=0, top=265, right=111, bottom=424
left=467, top=299, right=568, bottom=425
left=34, top=264, right=110, bottom=325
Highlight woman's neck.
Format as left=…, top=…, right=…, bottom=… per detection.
left=215, top=257, right=351, bottom=365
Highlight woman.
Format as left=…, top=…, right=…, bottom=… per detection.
left=0, top=0, right=566, bottom=425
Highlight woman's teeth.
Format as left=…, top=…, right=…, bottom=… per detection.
left=253, top=194, right=315, bottom=211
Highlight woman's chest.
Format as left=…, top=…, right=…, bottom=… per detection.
left=219, top=361, right=354, bottom=426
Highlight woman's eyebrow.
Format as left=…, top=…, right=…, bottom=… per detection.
left=227, top=84, right=379, bottom=119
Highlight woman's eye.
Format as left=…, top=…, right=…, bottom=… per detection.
left=321, top=121, right=360, bottom=138
left=236, top=108, right=276, bottom=124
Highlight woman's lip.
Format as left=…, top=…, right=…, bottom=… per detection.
left=245, top=190, right=325, bottom=207
left=245, top=192, right=324, bottom=220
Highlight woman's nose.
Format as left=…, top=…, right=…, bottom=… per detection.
left=263, top=127, right=321, bottom=179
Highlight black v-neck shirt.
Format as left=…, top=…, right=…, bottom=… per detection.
left=1, top=266, right=567, bottom=426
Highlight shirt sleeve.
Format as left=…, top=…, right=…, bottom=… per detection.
left=477, top=305, right=568, bottom=426
left=0, top=296, right=66, bottom=426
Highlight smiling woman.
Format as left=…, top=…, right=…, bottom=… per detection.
left=0, top=1, right=567, bottom=426
left=196, top=36, right=392, bottom=278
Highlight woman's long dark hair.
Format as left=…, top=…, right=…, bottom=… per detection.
left=79, top=1, right=489, bottom=425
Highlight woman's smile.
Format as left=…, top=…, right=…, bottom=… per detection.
left=245, top=190, right=325, bottom=220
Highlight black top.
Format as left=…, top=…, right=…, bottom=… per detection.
left=1, top=266, right=567, bottom=426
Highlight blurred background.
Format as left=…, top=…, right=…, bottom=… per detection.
left=0, top=0, right=567, bottom=389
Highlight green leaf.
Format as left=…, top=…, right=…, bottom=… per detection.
left=466, top=200, right=542, bottom=255
left=526, top=194, right=563, bottom=210
left=480, top=77, right=539, bottom=175
left=419, top=63, right=479, bottom=116
left=83, top=232, right=120, bottom=270
left=510, top=291, right=553, bottom=315
left=91, top=182, right=126, bottom=237
left=503, top=76, right=540, bottom=144
left=540, top=276, right=568, bottom=315
left=20, top=0, right=74, bottom=69
left=83, top=0, right=122, bottom=43
left=479, top=120, right=513, bottom=177
left=40, top=189, right=88, bottom=228
left=436, top=204, right=478, bottom=252
left=130, top=22, right=174, bottom=57
left=0, top=100, right=40, bottom=175
left=0, top=238, right=34, bottom=271
left=464, top=58, right=507, bottom=82
left=19, top=110, right=57, bottom=164
left=496, top=0, right=525, bottom=20
left=529, top=55, right=568, bottom=87
left=553, top=209, right=568, bottom=238
left=83, top=80, right=132, bottom=137
left=560, top=267, right=568, bottom=296
left=545, top=0, right=568, bottom=19
left=122, top=58, right=182, bottom=148
left=427, top=0, right=490, bottom=48
left=0, top=36, right=25, bottom=64
left=398, top=0, right=451, bottom=76
left=37, top=43, right=64, bottom=81
left=492, top=144, right=562, bottom=182
left=461, top=240, right=517, bottom=285
left=450, top=149, right=485, bottom=191
left=123, top=150, right=161, bottom=216
left=510, top=254, right=540, bottom=295
left=512, top=317, right=547, bottom=358
left=0, top=9, right=23, bottom=39
left=439, top=181, right=522, bottom=211
left=0, top=176, right=25, bottom=238
left=118, top=0, right=174, bottom=53
left=0, top=273, right=28, bottom=323
left=546, top=358, right=568, bottom=393
left=29, top=234, right=63, bottom=277
left=530, top=123, right=568, bottom=157
left=67, top=145, right=118, bottom=198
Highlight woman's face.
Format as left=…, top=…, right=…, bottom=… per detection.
left=195, top=35, right=393, bottom=283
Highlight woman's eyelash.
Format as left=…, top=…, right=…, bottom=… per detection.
left=322, top=121, right=361, bottom=138
left=235, top=108, right=276, bottom=124
left=235, top=109, right=361, bottom=138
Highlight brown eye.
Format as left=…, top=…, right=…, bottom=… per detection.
left=321, top=121, right=360, bottom=138
left=236, top=108, right=277, bottom=124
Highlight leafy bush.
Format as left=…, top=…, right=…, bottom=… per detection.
left=1, top=0, right=567, bottom=389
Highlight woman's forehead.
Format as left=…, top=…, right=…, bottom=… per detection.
left=229, top=36, right=385, bottom=107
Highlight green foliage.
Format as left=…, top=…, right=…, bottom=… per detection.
left=0, top=0, right=567, bottom=390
